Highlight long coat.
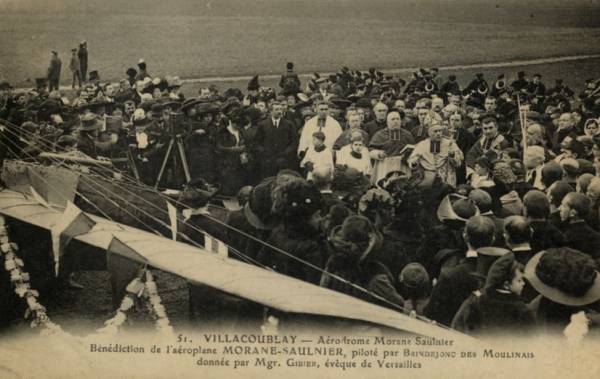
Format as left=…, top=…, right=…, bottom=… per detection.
left=320, top=236, right=404, bottom=308
left=215, top=127, right=248, bottom=196
left=186, top=119, right=216, bottom=183
left=451, top=290, right=535, bottom=337
left=78, top=46, right=88, bottom=74
left=255, top=117, right=298, bottom=178
left=47, top=56, right=62, bottom=82
left=562, top=220, right=600, bottom=262
left=257, top=224, right=326, bottom=285
left=424, top=256, right=482, bottom=326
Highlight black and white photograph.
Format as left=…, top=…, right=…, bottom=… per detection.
left=0, top=1, right=599, bottom=378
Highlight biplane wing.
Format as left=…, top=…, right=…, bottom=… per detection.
left=0, top=189, right=473, bottom=342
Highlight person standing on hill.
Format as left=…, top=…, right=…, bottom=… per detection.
left=69, top=48, right=82, bottom=89
left=78, top=41, right=88, bottom=81
left=279, top=62, right=301, bottom=95
left=47, top=50, right=62, bottom=92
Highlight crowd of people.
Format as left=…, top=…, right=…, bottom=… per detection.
left=2, top=49, right=600, bottom=339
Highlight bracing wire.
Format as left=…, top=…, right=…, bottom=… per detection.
left=0, top=119, right=454, bottom=329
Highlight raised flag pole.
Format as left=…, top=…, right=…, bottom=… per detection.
left=516, top=94, right=528, bottom=159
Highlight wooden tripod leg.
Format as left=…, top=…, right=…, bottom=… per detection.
left=154, top=138, right=175, bottom=189
left=127, top=149, right=140, bottom=181
left=176, top=136, right=191, bottom=184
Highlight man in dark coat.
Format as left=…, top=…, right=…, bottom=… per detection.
left=255, top=100, right=298, bottom=179
left=417, top=195, right=478, bottom=277
left=451, top=252, right=535, bottom=337
left=526, top=73, right=546, bottom=99
left=440, top=74, right=460, bottom=96
left=510, top=71, right=528, bottom=92
left=424, top=216, right=495, bottom=326
left=523, top=190, right=566, bottom=252
left=77, top=113, right=105, bottom=159
left=47, top=50, right=62, bottom=92
left=469, top=189, right=505, bottom=247
left=279, top=62, right=301, bottom=95
left=559, top=192, right=600, bottom=262
left=502, top=215, right=540, bottom=301
left=363, top=102, right=388, bottom=140
left=465, top=115, right=510, bottom=168
left=135, top=59, right=151, bottom=81
left=78, top=41, right=88, bottom=82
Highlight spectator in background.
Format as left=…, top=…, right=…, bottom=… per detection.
left=279, top=62, right=301, bottom=95
left=69, top=48, right=82, bottom=89
left=78, top=41, right=88, bottom=82
left=47, top=50, right=62, bottom=92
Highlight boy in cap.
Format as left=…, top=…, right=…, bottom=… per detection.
left=300, top=131, right=334, bottom=181
left=451, top=252, right=534, bottom=337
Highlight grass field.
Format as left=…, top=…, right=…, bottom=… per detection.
left=1, top=0, right=600, bottom=85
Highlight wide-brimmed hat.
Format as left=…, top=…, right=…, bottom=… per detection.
left=244, top=177, right=278, bottom=230
left=437, top=193, right=479, bottom=223
left=525, top=249, right=600, bottom=306
left=158, top=98, right=181, bottom=112
left=477, top=247, right=510, bottom=257
left=179, top=98, right=203, bottom=113
left=329, top=215, right=383, bottom=262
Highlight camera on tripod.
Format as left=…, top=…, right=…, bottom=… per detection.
left=164, top=111, right=186, bottom=137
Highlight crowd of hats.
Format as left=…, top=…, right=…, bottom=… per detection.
left=3, top=59, right=600, bottom=334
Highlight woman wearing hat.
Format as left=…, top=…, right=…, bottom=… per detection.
left=257, top=178, right=326, bottom=285
left=525, top=247, right=600, bottom=334
left=215, top=103, right=249, bottom=196
left=320, top=215, right=404, bottom=308
left=183, top=99, right=219, bottom=184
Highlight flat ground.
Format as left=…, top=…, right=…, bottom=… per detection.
left=1, top=0, right=600, bottom=85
